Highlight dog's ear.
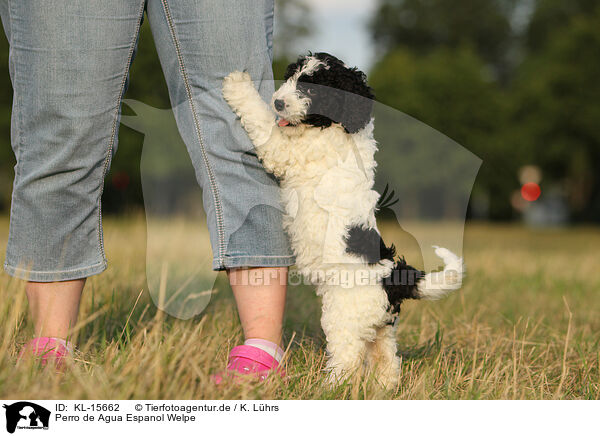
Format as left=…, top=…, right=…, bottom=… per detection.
left=284, top=61, right=300, bottom=80
left=338, top=90, right=374, bottom=134
left=297, top=53, right=376, bottom=133
left=284, top=54, right=309, bottom=80
left=336, top=68, right=375, bottom=134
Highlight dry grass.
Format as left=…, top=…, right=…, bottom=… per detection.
left=0, top=216, right=598, bottom=399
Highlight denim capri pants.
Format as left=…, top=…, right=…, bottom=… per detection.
left=0, top=0, right=295, bottom=281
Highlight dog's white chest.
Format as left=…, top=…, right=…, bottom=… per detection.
left=277, top=129, right=381, bottom=272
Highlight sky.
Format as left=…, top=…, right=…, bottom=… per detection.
left=297, top=0, right=378, bottom=73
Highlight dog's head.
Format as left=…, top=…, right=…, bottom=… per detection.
left=272, top=52, right=374, bottom=134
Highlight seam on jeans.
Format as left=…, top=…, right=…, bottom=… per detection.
left=6, top=0, right=18, bottom=160
left=5, top=0, right=13, bottom=76
left=265, top=0, right=274, bottom=62
left=160, top=0, right=226, bottom=267
left=96, top=0, right=146, bottom=263
left=6, top=0, right=23, bottom=262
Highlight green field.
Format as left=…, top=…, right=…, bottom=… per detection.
left=0, top=216, right=598, bottom=399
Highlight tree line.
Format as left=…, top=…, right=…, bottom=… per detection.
left=0, top=0, right=598, bottom=222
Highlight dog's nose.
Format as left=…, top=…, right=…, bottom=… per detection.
left=274, top=99, right=285, bottom=111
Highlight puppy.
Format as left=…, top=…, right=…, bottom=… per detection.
left=222, top=52, right=464, bottom=388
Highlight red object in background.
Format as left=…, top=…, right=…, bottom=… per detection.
left=521, top=182, right=541, bottom=202
left=112, top=172, right=130, bottom=191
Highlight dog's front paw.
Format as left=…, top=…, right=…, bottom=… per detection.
left=222, top=71, right=255, bottom=109
left=223, top=71, right=252, bottom=95
left=224, top=70, right=252, bottom=85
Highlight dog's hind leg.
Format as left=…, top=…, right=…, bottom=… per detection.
left=322, top=328, right=369, bottom=386
left=320, top=295, right=374, bottom=385
left=367, top=324, right=401, bottom=389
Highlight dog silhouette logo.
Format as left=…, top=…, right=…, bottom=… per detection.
left=2, top=402, right=50, bottom=433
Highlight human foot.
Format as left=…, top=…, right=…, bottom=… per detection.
left=17, top=337, right=73, bottom=369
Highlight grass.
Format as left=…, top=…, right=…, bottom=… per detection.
left=0, top=215, right=599, bottom=399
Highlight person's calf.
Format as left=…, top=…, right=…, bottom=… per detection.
left=25, top=279, right=85, bottom=340
left=228, top=267, right=287, bottom=344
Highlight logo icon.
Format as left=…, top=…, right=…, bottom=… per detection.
left=2, top=402, right=50, bottom=434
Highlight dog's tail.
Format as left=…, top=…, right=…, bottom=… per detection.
left=383, top=246, right=464, bottom=312
left=416, top=246, right=464, bottom=300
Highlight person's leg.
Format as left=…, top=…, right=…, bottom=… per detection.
left=26, top=280, right=85, bottom=340
left=1, top=0, right=146, bottom=343
left=146, top=0, right=294, bottom=351
left=228, top=267, right=287, bottom=344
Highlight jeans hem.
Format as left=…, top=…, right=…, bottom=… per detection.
left=3, top=260, right=107, bottom=282
left=213, top=255, right=296, bottom=271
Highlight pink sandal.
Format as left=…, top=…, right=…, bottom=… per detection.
left=212, top=345, right=285, bottom=385
left=18, top=337, right=72, bottom=369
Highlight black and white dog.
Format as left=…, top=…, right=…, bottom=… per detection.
left=222, top=52, right=464, bottom=387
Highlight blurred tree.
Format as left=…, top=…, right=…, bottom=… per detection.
left=512, top=7, right=600, bottom=220
left=370, top=47, right=517, bottom=219
left=0, top=25, right=14, bottom=211
left=369, top=0, right=515, bottom=75
left=525, top=0, right=599, bottom=52
left=368, top=0, right=600, bottom=222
